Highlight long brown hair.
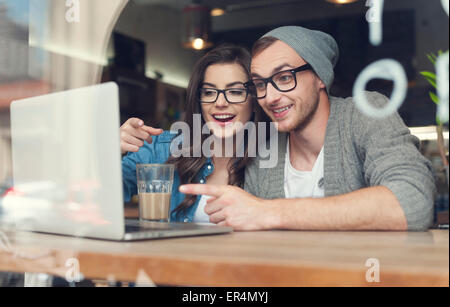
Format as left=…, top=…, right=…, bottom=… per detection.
left=166, top=44, right=269, bottom=215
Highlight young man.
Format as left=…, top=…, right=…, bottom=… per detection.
left=180, top=26, right=435, bottom=232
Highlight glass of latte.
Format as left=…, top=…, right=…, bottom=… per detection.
left=136, top=164, right=174, bottom=223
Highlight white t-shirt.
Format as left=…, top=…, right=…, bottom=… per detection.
left=193, top=195, right=213, bottom=223
left=284, top=137, right=325, bottom=199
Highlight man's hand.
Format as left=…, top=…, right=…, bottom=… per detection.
left=179, top=184, right=279, bottom=231
left=120, top=118, right=163, bottom=154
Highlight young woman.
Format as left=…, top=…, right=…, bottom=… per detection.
left=120, top=44, right=268, bottom=223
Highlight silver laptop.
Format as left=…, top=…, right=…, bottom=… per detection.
left=7, top=82, right=232, bottom=241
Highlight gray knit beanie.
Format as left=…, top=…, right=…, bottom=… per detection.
left=262, top=26, right=339, bottom=92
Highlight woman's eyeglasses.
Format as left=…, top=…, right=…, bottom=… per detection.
left=199, top=87, right=250, bottom=104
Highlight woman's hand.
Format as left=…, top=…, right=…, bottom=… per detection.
left=120, top=118, right=163, bottom=154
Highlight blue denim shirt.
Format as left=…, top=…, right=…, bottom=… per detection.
left=122, top=131, right=214, bottom=223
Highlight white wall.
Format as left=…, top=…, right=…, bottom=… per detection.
left=29, top=0, right=129, bottom=90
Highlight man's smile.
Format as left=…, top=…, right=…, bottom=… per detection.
left=270, top=104, right=294, bottom=118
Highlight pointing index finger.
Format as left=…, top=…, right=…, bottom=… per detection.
left=179, top=184, right=225, bottom=198
left=141, top=125, right=163, bottom=135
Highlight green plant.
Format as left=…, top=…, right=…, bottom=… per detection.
left=420, top=51, right=449, bottom=167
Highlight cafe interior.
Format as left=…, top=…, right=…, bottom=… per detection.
left=0, top=0, right=448, bottom=288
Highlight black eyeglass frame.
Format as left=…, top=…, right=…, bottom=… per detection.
left=198, top=85, right=252, bottom=104
left=249, top=63, right=313, bottom=99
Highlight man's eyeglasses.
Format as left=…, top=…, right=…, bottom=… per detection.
left=250, top=63, right=312, bottom=99
left=199, top=86, right=250, bottom=104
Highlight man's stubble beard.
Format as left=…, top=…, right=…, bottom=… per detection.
left=262, top=82, right=321, bottom=133
left=291, top=88, right=320, bottom=133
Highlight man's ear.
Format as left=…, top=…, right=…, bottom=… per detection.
left=313, top=73, right=326, bottom=90
left=318, top=78, right=326, bottom=90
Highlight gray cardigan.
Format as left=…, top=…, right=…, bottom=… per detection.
left=244, top=92, right=435, bottom=231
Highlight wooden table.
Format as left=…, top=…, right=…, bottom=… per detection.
left=0, top=228, right=448, bottom=287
